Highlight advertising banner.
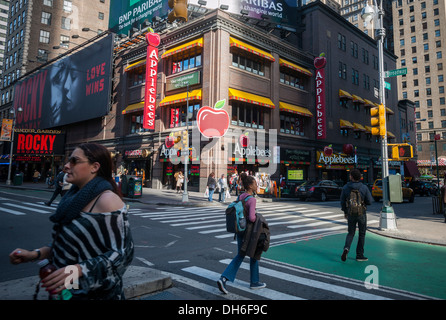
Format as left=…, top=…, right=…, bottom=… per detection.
left=109, top=0, right=170, bottom=35
left=189, top=0, right=297, bottom=25
left=13, top=34, right=113, bottom=130
left=314, top=54, right=327, bottom=140
left=0, top=119, right=13, bottom=141
left=13, top=129, right=65, bottom=155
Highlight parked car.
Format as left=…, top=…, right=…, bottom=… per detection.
left=409, top=180, right=439, bottom=196
left=372, top=179, right=414, bottom=203
left=295, top=180, right=342, bottom=201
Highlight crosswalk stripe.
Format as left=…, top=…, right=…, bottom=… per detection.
left=219, top=259, right=391, bottom=300
left=182, top=266, right=304, bottom=300
left=4, top=203, right=52, bottom=214
left=271, top=225, right=347, bottom=240
left=0, top=207, right=26, bottom=215
left=24, top=202, right=57, bottom=210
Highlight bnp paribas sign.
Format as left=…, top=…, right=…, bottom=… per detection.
left=109, top=0, right=170, bottom=35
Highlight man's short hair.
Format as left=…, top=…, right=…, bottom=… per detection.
left=350, top=169, right=361, bottom=181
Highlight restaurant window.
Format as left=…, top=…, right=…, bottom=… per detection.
left=279, top=69, right=306, bottom=90
left=130, top=114, right=149, bottom=134
left=231, top=101, right=266, bottom=129
left=169, top=52, right=201, bottom=75
left=128, top=65, right=146, bottom=86
left=232, top=52, right=265, bottom=76
left=169, top=103, right=201, bottom=128
left=279, top=113, right=305, bottom=136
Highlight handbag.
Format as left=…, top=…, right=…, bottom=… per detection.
left=204, top=186, right=209, bottom=198
left=225, top=189, right=231, bottom=201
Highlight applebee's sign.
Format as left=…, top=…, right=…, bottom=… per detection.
left=314, top=53, right=326, bottom=139
left=317, top=151, right=355, bottom=165
left=197, top=99, right=230, bottom=138
left=143, top=29, right=160, bottom=130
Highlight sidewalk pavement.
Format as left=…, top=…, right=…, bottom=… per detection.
left=0, top=181, right=445, bottom=299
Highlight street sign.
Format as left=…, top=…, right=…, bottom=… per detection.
left=384, top=68, right=407, bottom=78
left=385, top=81, right=391, bottom=90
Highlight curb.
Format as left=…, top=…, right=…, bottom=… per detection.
left=0, top=265, right=172, bottom=300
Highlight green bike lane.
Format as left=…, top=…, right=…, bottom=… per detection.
left=264, top=232, right=446, bottom=299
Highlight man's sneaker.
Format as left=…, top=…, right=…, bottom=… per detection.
left=356, top=255, right=368, bottom=261
left=341, top=248, right=349, bottom=262
left=250, top=282, right=266, bottom=290
left=217, top=277, right=228, bottom=294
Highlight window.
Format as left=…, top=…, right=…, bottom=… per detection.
left=39, top=30, right=50, bottom=43
left=170, top=52, right=201, bottom=75
left=41, top=12, right=51, bottom=25
left=43, top=0, right=53, bottom=6
left=231, top=101, right=267, bottom=129
left=98, top=12, right=104, bottom=20
left=338, top=62, right=347, bottom=80
left=61, top=17, right=71, bottom=30
left=128, top=65, right=145, bottom=86
left=130, top=114, right=148, bottom=133
left=337, top=33, right=346, bottom=51
left=280, top=69, right=306, bottom=90
left=169, top=103, right=201, bottom=128
left=350, top=41, right=358, bottom=58
left=232, top=52, right=264, bottom=76
left=60, top=35, right=69, bottom=48
left=280, top=113, right=306, bottom=136
left=351, top=68, right=359, bottom=85
left=63, top=0, right=72, bottom=12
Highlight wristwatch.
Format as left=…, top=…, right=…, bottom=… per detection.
left=31, top=249, right=41, bottom=261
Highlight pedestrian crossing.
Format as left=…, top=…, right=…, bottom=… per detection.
left=0, top=200, right=58, bottom=215
left=129, top=203, right=379, bottom=245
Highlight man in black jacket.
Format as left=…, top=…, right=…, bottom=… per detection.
left=44, top=169, right=64, bottom=206
left=340, top=169, right=373, bottom=262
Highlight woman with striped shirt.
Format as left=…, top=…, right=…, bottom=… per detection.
left=10, top=143, right=134, bottom=300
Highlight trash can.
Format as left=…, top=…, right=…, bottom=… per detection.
left=127, top=176, right=142, bottom=198
left=13, top=173, right=23, bottom=186
left=120, top=175, right=128, bottom=197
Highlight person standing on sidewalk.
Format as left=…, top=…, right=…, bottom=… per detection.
left=218, top=174, right=228, bottom=202
left=217, top=173, right=266, bottom=294
left=207, top=172, right=217, bottom=202
left=9, top=143, right=134, bottom=300
left=340, top=169, right=373, bottom=262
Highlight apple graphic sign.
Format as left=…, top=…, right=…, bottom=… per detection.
left=197, top=99, right=230, bottom=138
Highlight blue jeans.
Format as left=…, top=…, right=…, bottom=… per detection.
left=208, top=188, right=215, bottom=201
left=219, top=188, right=226, bottom=202
left=221, top=233, right=259, bottom=285
left=344, top=213, right=367, bottom=256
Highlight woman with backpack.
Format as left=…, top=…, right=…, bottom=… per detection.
left=217, top=173, right=266, bottom=294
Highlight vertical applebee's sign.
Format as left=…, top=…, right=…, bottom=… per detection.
left=314, top=53, right=327, bottom=139
left=143, top=29, right=160, bottom=130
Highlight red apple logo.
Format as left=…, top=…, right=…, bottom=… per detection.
left=146, top=28, right=160, bottom=47
left=324, top=144, right=333, bottom=156
left=165, top=133, right=175, bottom=148
left=239, top=132, right=250, bottom=147
left=197, top=99, right=230, bottom=139
left=343, top=144, right=353, bottom=155
left=314, top=52, right=326, bottom=69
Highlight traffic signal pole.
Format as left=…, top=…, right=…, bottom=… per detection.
left=376, top=3, right=397, bottom=230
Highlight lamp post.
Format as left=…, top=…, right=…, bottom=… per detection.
left=182, top=84, right=190, bottom=202
left=362, top=0, right=397, bottom=230
left=6, top=107, right=23, bottom=185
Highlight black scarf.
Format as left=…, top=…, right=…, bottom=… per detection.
left=49, top=176, right=113, bottom=226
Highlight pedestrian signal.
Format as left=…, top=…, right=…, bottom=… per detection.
left=370, top=103, right=386, bottom=136
left=388, top=144, right=413, bottom=161
left=168, top=0, right=188, bottom=23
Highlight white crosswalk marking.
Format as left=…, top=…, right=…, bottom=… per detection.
left=4, top=203, right=52, bottom=214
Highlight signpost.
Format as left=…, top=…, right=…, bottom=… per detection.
left=384, top=68, right=407, bottom=78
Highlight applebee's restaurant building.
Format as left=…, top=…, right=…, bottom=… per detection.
left=114, top=8, right=315, bottom=191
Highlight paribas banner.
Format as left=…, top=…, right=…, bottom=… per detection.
left=109, top=0, right=170, bottom=35
left=13, top=34, right=113, bottom=130
left=189, top=0, right=297, bottom=24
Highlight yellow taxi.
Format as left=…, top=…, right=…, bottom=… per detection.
left=372, top=179, right=414, bottom=203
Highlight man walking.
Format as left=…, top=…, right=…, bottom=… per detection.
left=340, top=169, right=373, bottom=262
left=44, top=169, right=64, bottom=206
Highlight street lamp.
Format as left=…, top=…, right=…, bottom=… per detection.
left=361, top=0, right=397, bottom=230
left=182, top=84, right=190, bottom=203
left=6, top=106, right=23, bottom=185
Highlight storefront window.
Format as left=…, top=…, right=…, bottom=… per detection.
left=231, top=101, right=266, bottom=129
left=130, top=114, right=149, bottom=133
left=170, top=52, right=202, bottom=75
left=128, top=65, right=145, bottom=86
left=169, top=103, right=201, bottom=128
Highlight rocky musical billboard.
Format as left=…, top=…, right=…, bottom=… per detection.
left=13, top=129, right=65, bottom=155
left=12, top=34, right=113, bottom=130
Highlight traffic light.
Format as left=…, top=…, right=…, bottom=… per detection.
left=370, top=103, right=386, bottom=136
left=168, top=0, right=188, bottom=23
left=388, top=143, right=413, bottom=160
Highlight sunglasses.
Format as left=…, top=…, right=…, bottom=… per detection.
left=68, top=156, right=89, bottom=166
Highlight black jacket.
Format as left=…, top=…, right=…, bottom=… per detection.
left=340, top=181, right=373, bottom=213
left=240, top=213, right=270, bottom=260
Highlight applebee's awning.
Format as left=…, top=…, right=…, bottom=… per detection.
left=228, top=88, right=275, bottom=109
left=339, top=90, right=353, bottom=99
left=340, top=119, right=354, bottom=129
left=363, top=99, right=375, bottom=107
left=279, top=102, right=313, bottom=117
left=122, top=102, right=144, bottom=114
left=279, top=58, right=312, bottom=76
left=353, top=123, right=366, bottom=131
left=159, top=89, right=202, bottom=107
left=161, top=38, right=203, bottom=59
left=229, top=37, right=275, bottom=62
left=352, top=95, right=365, bottom=104
left=125, top=59, right=146, bottom=72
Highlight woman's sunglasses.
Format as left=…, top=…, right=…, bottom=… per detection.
left=68, top=156, right=89, bottom=166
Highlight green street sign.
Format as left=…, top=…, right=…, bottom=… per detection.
left=384, top=68, right=407, bottom=78
left=385, top=81, right=391, bottom=90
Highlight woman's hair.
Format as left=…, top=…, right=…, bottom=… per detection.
left=77, top=143, right=122, bottom=199
left=240, top=172, right=255, bottom=190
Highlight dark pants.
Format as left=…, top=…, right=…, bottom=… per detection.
left=343, top=213, right=367, bottom=256
left=47, top=187, right=63, bottom=205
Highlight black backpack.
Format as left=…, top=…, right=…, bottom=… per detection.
left=346, top=189, right=365, bottom=216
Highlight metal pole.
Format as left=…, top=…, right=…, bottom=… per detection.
left=6, top=115, right=16, bottom=186
left=434, top=131, right=440, bottom=190
left=376, top=0, right=397, bottom=230
left=182, top=84, right=189, bottom=202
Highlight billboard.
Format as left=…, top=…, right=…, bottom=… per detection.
left=13, top=34, right=113, bottom=130
left=13, top=129, right=65, bottom=155
left=109, top=0, right=170, bottom=35
left=188, top=0, right=298, bottom=25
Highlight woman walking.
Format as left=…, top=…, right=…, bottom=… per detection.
left=217, top=173, right=266, bottom=293
left=207, top=172, right=217, bottom=202
left=9, top=143, right=134, bottom=300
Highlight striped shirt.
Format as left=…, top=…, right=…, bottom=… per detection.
left=51, top=204, right=134, bottom=300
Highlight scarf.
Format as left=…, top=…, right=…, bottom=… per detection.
left=49, top=176, right=113, bottom=226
